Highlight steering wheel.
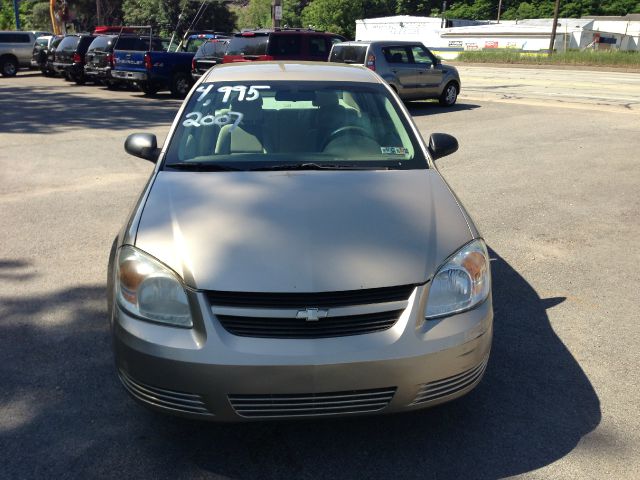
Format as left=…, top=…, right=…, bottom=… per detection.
left=321, top=125, right=377, bottom=151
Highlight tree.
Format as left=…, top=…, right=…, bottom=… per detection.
left=445, top=0, right=495, bottom=20
left=0, top=0, right=17, bottom=29
left=235, top=0, right=271, bottom=29
left=122, top=0, right=236, bottom=36
left=21, top=1, right=52, bottom=30
left=396, top=0, right=438, bottom=16
left=301, top=0, right=393, bottom=37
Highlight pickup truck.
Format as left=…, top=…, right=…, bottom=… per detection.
left=0, top=31, right=37, bottom=76
left=112, top=33, right=221, bottom=97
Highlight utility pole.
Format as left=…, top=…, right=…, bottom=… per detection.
left=13, top=0, right=21, bottom=29
left=96, top=0, right=102, bottom=26
left=272, top=0, right=282, bottom=29
left=497, top=0, right=502, bottom=23
left=548, top=0, right=561, bottom=55
left=440, top=1, right=447, bottom=29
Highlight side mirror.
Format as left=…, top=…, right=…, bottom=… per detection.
left=428, top=133, right=458, bottom=160
left=124, top=133, right=160, bottom=163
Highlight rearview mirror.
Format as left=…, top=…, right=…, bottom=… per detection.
left=428, top=133, right=458, bottom=160
left=124, top=133, right=160, bottom=163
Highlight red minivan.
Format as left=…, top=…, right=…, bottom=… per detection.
left=223, top=28, right=345, bottom=63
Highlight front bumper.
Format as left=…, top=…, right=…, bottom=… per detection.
left=111, top=70, right=147, bottom=82
left=112, top=285, right=493, bottom=422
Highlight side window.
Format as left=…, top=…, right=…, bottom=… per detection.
left=270, top=34, right=301, bottom=55
left=15, top=33, right=31, bottom=43
left=410, top=46, right=433, bottom=66
left=383, top=47, right=410, bottom=64
left=308, top=36, right=327, bottom=57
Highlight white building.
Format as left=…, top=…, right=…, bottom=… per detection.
left=588, top=15, right=640, bottom=51
left=354, top=15, right=640, bottom=59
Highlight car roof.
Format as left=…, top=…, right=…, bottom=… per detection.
left=201, top=61, right=383, bottom=84
left=334, top=40, right=425, bottom=47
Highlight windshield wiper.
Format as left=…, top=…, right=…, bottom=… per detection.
left=166, top=162, right=244, bottom=172
left=250, top=163, right=386, bottom=171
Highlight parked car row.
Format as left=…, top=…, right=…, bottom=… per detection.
left=3, top=27, right=461, bottom=105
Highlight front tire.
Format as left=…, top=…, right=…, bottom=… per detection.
left=439, top=82, right=458, bottom=106
left=1, top=57, right=18, bottom=77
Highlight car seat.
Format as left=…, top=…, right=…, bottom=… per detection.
left=215, top=97, right=269, bottom=154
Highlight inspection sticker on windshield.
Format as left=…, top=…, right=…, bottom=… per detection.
left=381, top=147, right=408, bottom=155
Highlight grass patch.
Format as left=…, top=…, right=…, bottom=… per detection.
left=456, top=49, right=640, bottom=67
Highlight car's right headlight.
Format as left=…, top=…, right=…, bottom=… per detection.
left=425, top=239, right=491, bottom=320
left=116, top=245, right=193, bottom=328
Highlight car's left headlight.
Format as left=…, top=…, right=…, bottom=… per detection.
left=116, top=245, right=193, bottom=328
left=425, top=239, right=491, bottom=320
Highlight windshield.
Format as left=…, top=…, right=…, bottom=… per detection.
left=164, top=81, right=426, bottom=170
left=226, top=35, right=269, bottom=56
left=330, top=45, right=367, bottom=64
left=196, top=40, right=229, bottom=58
left=87, top=35, right=112, bottom=52
left=58, top=36, right=80, bottom=51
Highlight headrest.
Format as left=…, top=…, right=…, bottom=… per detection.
left=231, top=97, right=263, bottom=118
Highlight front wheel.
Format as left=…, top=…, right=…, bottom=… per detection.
left=1, top=57, right=18, bottom=77
left=439, top=82, right=458, bottom=106
left=170, top=72, right=192, bottom=98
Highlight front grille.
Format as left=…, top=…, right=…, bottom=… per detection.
left=217, top=309, right=404, bottom=339
left=118, top=370, right=213, bottom=416
left=229, top=387, right=397, bottom=418
left=207, top=284, right=416, bottom=309
left=410, top=357, right=488, bottom=406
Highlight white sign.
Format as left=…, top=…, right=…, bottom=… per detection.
left=274, top=5, right=282, bottom=21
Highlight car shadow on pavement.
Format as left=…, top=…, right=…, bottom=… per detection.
left=407, top=101, right=481, bottom=117
left=0, top=249, right=600, bottom=479
left=0, top=83, right=181, bottom=134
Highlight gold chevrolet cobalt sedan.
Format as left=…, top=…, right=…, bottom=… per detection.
left=107, top=61, right=493, bottom=421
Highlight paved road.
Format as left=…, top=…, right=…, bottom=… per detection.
left=1, top=70, right=639, bottom=479
left=457, top=64, right=640, bottom=112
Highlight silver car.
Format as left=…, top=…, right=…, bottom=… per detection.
left=329, top=40, right=461, bottom=106
left=108, top=61, right=492, bottom=421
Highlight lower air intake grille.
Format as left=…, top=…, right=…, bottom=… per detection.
left=229, top=387, right=397, bottom=418
left=119, top=370, right=212, bottom=416
left=410, top=357, right=488, bottom=405
left=218, top=309, right=404, bottom=339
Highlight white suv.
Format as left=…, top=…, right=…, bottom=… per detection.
left=0, top=31, right=37, bottom=77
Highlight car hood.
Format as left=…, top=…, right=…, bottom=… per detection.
left=135, top=169, right=473, bottom=292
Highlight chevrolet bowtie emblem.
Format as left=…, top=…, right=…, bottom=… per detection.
left=296, top=308, right=328, bottom=322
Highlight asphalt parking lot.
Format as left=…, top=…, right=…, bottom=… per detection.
left=1, top=67, right=639, bottom=479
